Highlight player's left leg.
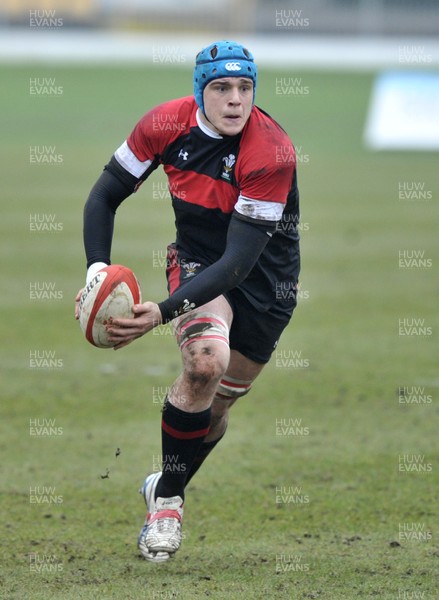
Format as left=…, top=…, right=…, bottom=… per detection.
left=184, top=285, right=298, bottom=486
left=184, top=349, right=265, bottom=485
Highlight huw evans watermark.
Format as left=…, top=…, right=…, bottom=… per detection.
left=29, top=418, right=63, bottom=437
left=275, top=418, right=310, bottom=436
left=275, top=485, right=310, bottom=505
left=398, top=522, right=432, bottom=542
left=29, top=553, right=63, bottom=573
left=398, top=386, right=432, bottom=405
left=275, top=554, right=310, bottom=573
left=29, top=214, right=63, bottom=232
left=29, top=10, right=63, bottom=28
left=29, top=77, right=63, bottom=96
left=398, top=182, right=432, bottom=201
left=398, top=454, right=432, bottom=473
left=29, top=486, right=63, bottom=504
left=29, top=282, right=63, bottom=301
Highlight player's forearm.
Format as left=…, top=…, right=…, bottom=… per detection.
left=158, top=215, right=273, bottom=322
left=83, top=168, right=132, bottom=269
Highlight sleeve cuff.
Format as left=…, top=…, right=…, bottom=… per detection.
left=157, top=299, right=173, bottom=324
left=86, top=262, right=109, bottom=284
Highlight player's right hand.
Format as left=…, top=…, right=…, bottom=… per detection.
left=105, top=301, right=163, bottom=350
left=74, top=288, right=83, bottom=320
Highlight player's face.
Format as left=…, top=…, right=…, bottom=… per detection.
left=201, top=77, right=254, bottom=136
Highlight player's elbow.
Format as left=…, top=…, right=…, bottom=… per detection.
left=224, top=263, right=252, bottom=290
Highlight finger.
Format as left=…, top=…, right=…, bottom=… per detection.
left=108, top=328, right=141, bottom=345
left=108, top=317, right=139, bottom=328
left=107, top=328, right=131, bottom=341
left=107, top=324, right=143, bottom=340
left=74, top=289, right=83, bottom=320
left=106, top=326, right=139, bottom=340
left=132, top=303, right=151, bottom=314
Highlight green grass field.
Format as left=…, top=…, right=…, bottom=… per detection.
left=1, top=64, right=438, bottom=600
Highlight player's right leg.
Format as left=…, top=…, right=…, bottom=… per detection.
left=137, top=472, right=171, bottom=563
left=138, top=294, right=233, bottom=561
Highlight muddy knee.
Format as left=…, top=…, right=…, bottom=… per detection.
left=176, top=311, right=231, bottom=393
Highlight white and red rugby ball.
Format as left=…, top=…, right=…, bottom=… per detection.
left=79, top=264, right=142, bottom=348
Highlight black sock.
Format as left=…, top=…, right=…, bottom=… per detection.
left=155, top=400, right=211, bottom=501
left=184, top=434, right=224, bottom=486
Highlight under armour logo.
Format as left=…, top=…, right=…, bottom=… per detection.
left=225, top=62, right=242, bottom=71
left=178, top=149, right=188, bottom=160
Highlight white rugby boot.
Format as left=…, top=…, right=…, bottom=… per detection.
left=143, top=495, right=184, bottom=553
left=138, top=472, right=184, bottom=561
left=138, top=472, right=170, bottom=562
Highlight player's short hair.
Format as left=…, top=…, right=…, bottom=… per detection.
left=193, top=40, right=257, bottom=115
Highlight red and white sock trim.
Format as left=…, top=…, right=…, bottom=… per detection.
left=216, top=375, right=253, bottom=399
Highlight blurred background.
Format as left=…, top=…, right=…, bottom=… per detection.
left=1, top=0, right=439, bottom=35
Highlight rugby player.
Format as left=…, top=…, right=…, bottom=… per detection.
left=75, top=40, right=300, bottom=562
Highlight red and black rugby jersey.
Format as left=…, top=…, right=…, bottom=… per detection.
left=113, top=96, right=300, bottom=310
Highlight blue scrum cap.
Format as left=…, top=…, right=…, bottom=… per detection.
left=193, top=40, right=257, bottom=114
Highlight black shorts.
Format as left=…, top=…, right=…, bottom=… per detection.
left=165, top=244, right=297, bottom=364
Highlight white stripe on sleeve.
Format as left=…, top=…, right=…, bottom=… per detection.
left=114, top=140, right=152, bottom=178
left=235, top=194, right=285, bottom=222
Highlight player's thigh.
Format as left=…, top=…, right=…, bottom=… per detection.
left=172, top=295, right=233, bottom=334
left=173, top=295, right=234, bottom=376
left=226, top=349, right=265, bottom=382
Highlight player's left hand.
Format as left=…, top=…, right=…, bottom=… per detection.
left=74, top=288, right=84, bottom=320
left=105, top=301, right=163, bottom=350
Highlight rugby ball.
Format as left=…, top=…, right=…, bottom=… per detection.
left=79, top=264, right=142, bottom=348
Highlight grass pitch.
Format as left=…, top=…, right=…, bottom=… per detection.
left=0, top=64, right=438, bottom=600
